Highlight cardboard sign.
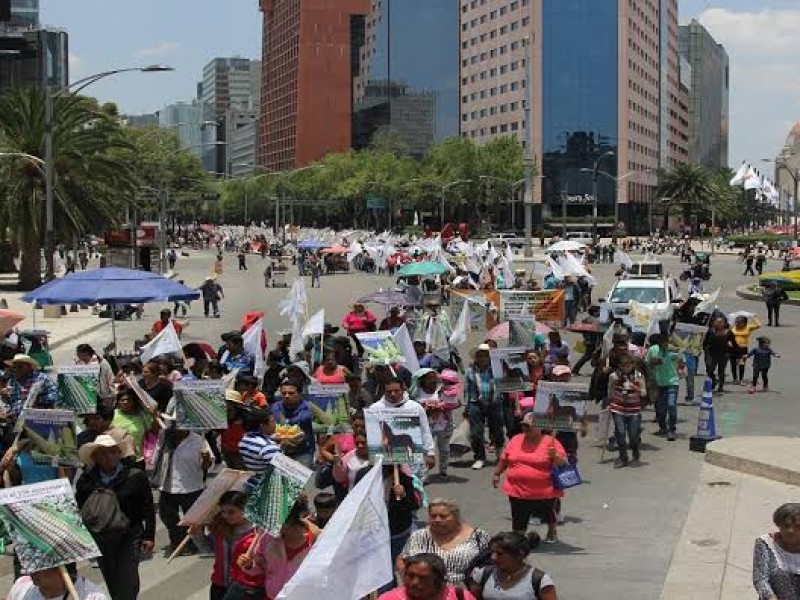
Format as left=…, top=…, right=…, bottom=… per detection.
left=18, top=409, right=79, bottom=467
left=489, top=347, right=531, bottom=393
left=529, top=381, right=589, bottom=431
left=0, top=479, right=101, bottom=574
left=365, top=407, right=424, bottom=464
left=56, top=365, right=100, bottom=415
left=173, top=380, right=227, bottom=431
left=179, top=468, right=253, bottom=527
left=245, top=456, right=312, bottom=536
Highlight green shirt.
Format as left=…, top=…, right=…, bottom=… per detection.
left=112, top=410, right=153, bottom=460
left=646, top=345, right=680, bottom=387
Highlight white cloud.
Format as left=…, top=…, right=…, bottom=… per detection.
left=697, top=7, right=800, bottom=164
left=133, top=41, right=179, bottom=58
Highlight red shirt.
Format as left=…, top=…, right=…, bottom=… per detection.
left=501, top=433, right=566, bottom=500
left=221, top=421, right=246, bottom=454
left=152, top=319, right=183, bottom=336
left=211, top=528, right=264, bottom=589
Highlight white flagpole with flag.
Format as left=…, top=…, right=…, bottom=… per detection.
left=242, top=318, right=265, bottom=375
left=301, top=309, right=325, bottom=338
left=276, top=460, right=392, bottom=600
left=393, top=324, right=420, bottom=374
left=448, top=299, right=470, bottom=348
left=140, top=321, right=182, bottom=363
left=729, top=162, right=747, bottom=187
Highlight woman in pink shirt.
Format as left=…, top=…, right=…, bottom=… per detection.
left=492, top=412, right=568, bottom=543
left=342, top=302, right=377, bottom=356
left=379, top=553, right=476, bottom=600
left=313, top=351, right=350, bottom=384
left=238, top=498, right=319, bottom=599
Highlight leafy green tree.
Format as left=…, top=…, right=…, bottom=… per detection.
left=657, top=163, right=717, bottom=231
left=0, top=88, right=137, bottom=289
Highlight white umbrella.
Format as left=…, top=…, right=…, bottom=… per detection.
left=547, top=240, right=586, bottom=252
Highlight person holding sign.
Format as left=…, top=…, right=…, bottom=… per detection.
left=2, top=354, right=57, bottom=418
left=112, top=389, right=161, bottom=469
left=270, top=381, right=314, bottom=468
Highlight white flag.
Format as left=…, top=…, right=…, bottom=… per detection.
left=140, top=321, right=182, bottom=363
left=694, top=287, right=721, bottom=315
left=277, top=460, right=392, bottom=600
left=744, top=167, right=762, bottom=190
left=302, top=309, right=325, bottom=338
left=729, top=162, right=747, bottom=186
left=242, top=319, right=265, bottom=375
left=448, top=300, right=470, bottom=348
left=393, top=324, right=420, bottom=374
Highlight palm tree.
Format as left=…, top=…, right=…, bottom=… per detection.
left=657, top=163, right=717, bottom=230
left=0, top=88, right=136, bottom=290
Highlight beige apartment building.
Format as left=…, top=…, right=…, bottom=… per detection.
left=460, top=0, right=688, bottom=233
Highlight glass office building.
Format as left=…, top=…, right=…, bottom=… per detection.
left=540, top=0, right=618, bottom=217
left=353, top=0, right=459, bottom=155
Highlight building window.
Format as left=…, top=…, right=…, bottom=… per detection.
left=500, top=45, right=507, bottom=55
left=490, top=10, right=497, bottom=19
left=500, top=65, right=508, bottom=74
left=500, top=25, right=508, bottom=34
left=490, top=107, right=497, bottom=115
left=500, top=124, right=508, bottom=132
left=511, top=21, right=518, bottom=31
left=522, top=17, right=529, bottom=26
left=490, top=125, right=498, bottom=134
left=500, top=6, right=507, bottom=15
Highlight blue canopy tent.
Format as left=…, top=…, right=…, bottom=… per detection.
left=296, top=240, right=329, bottom=250
left=22, top=268, right=200, bottom=347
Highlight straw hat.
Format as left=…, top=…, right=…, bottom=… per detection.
left=4, top=354, right=39, bottom=370
left=470, top=343, right=492, bottom=360
left=78, top=434, right=122, bottom=468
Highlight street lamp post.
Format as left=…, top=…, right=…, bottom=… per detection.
left=479, top=175, right=525, bottom=230
left=763, top=158, right=799, bottom=243
left=43, top=64, right=173, bottom=280
left=590, top=151, right=615, bottom=247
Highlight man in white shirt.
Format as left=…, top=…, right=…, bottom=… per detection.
left=370, top=377, right=436, bottom=474
left=155, top=429, right=211, bottom=555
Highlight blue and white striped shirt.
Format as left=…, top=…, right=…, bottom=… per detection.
left=238, top=432, right=282, bottom=472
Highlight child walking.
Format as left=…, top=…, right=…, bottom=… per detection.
left=744, top=336, right=779, bottom=394
left=198, top=491, right=264, bottom=600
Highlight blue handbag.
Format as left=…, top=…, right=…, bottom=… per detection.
left=551, top=463, right=582, bottom=489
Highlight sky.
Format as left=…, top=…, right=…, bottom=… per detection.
left=41, top=1, right=800, bottom=170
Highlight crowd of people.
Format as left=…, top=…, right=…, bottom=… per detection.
left=0, top=227, right=797, bottom=600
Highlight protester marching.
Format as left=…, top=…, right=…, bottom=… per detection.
left=0, top=224, right=792, bottom=600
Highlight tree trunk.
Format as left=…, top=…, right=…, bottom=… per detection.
left=0, top=240, right=18, bottom=274
left=18, top=231, right=42, bottom=291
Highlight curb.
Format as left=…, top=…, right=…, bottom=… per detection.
left=47, top=270, right=178, bottom=351
left=705, top=437, right=800, bottom=487
left=735, top=283, right=800, bottom=306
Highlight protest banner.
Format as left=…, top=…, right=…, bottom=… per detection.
left=19, top=409, right=79, bottom=467
left=55, top=365, right=99, bottom=415
left=671, top=322, right=707, bottom=357
left=173, top=380, right=227, bottom=431
left=276, top=460, right=392, bottom=600
left=489, top=347, right=531, bottom=393
left=530, top=381, right=590, bottom=431
left=364, top=407, right=424, bottom=464
left=447, top=289, right=497, bottom=329
left=179, top=468, right=253, bottom=527
left=0, top=479, right=100, bottom=574
left=498, top=290, right=565, bottom=325
left=308, top=383, right=351, bottom=434
left=355, top=331, right=405, bottom=366
left=245, top=454, right=313, bottom=536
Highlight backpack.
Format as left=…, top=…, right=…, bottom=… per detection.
left=478, top=565, right=545, bottom=599
left=80, top=487, right=130, bottom=542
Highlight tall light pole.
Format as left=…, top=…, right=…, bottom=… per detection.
left=581, top=167, right=657, bottom=243
left=590, top=150, right=615, bottom=247
left=157, top=141, right=225, bottom=272
left=771, top=160, right=799, bottom=243
left=479, top=175, right=525, bottom=230
left=44, top=64, right=173, bottom=279
left=412, top=179, right=472, bottom=229
left=522, top=36, right=534, bottom=257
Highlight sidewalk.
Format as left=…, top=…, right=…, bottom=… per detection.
left=660, top=437, right=800, bottom=599
left=0, top=271, right=176, bottom=352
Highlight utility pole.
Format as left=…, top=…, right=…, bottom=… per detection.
left=522, top=37, right=533, bottom=258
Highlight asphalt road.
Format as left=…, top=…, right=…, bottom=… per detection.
left=1, top=245, right=793, bottom=599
